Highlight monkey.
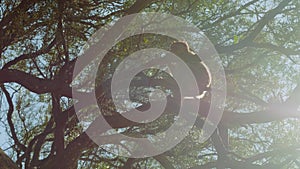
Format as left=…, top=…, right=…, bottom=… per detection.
left=169, top=41, right=229, bottom=160
left=169, top=41, right=211, bottom=97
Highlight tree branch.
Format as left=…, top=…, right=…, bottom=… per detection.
left=216, top=0, right=292, bottom=54
left=0, top=69, right=72, bottom=97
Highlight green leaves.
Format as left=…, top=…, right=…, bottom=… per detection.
left=233, top=35, right=239, bottom=44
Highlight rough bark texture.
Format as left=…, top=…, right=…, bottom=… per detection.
left=0, top=149, right=19, bottom=169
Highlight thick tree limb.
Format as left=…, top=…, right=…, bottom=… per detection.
left=0, top=69, right=72, bottom=97
left=0, top=149, right=19, bottom=169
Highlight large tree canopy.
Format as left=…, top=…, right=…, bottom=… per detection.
left=0, top=0, right=300, bottom=169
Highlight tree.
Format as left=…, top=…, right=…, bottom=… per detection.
left=0, top=0, right=300, bottom=169
left=0, top=148, right=19, bottom=169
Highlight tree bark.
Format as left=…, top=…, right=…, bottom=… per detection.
left=0, top=149, right=19, bottom=169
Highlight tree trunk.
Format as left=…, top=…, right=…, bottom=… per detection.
left=0, top=149, right=19, bottom=169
